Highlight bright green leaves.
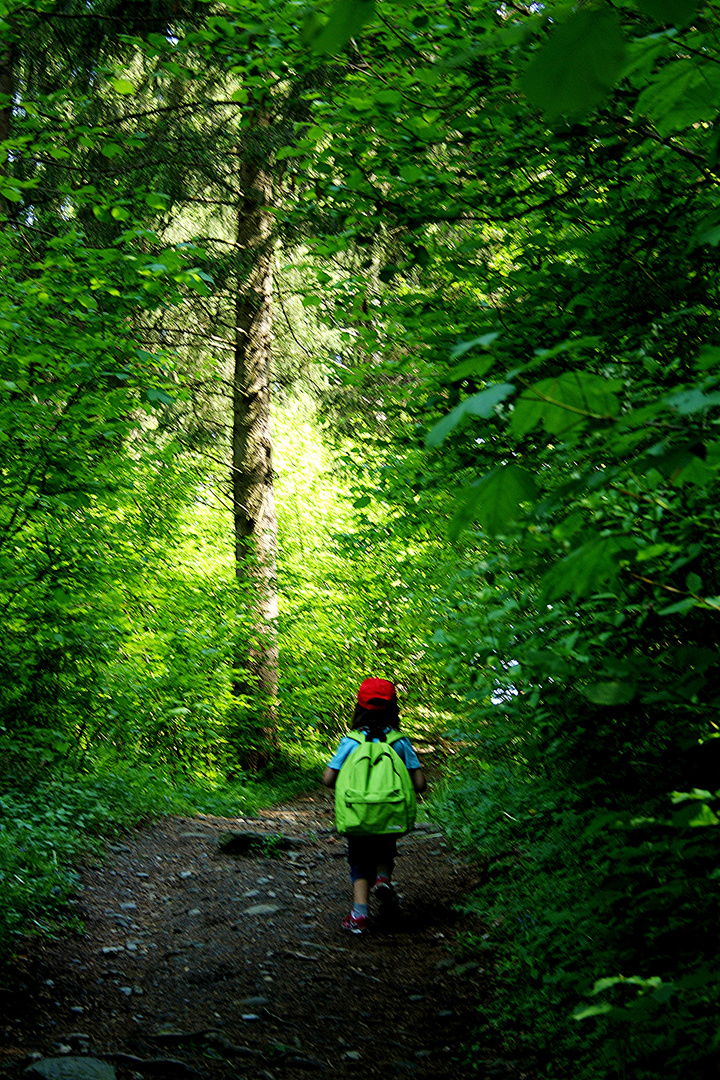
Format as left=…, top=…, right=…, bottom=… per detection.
left=573, top=1002, right=614, bottom=1021
left=305, top=0, right=376, bottom=55
left=450, top=333, right=500, bottom=360
left=521, top=6, right=626, bottom=122
left=670, top=788, right=720, bottom=829
left=181, top=267, right=214, bottom=295
left=0, top=173, right=38, bottom=204
left=144, top=192, right=170, bottom=211
left=511, top=372, right=621, bottom=437
left=0, top=175, right=24, bottom=203
left=449, top=465, right=538, bottom=540
left=672, top=797, right=720, bottom=827
left=574, top=974, right=677, bottom=1023
left=100, top=142, right=124, bottom=159
left=426, top=383, right=515, bottom=448
left=142, top=387, right=176, bottom=408
left=111, top=78, right=135, bottom=96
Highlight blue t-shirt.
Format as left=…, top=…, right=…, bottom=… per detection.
left=327, top=728, right=421, bottom=772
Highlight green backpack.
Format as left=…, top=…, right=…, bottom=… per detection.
left=335, top=730, right=417, bottom=836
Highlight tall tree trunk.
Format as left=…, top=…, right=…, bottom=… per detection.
left=231, top=144, right=279, bottom=764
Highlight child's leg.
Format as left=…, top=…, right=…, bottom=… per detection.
left=347, top=838, right=373, bottom=919
left=373, top=838, right=400, bottom=921
left=374, top=837, right=397, bottom=886
left=353, top=877, right=369, bottom=908
left=342, top=838, right=375, bottom=932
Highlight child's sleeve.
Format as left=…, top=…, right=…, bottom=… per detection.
left=327, top=735, right=358, bottom=771
left=392, top=736, right=421, bottom=771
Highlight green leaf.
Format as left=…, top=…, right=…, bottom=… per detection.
left=308, top=0, right=376, bottom=55
left=541, top=535, right=633, bottom=601
left=591, top=975, right=662, bottom=994
left=511, top=372, right=620, bottom=438
left=633, top=0, right=697, bottom=25
left=686, top=572, right=702, bottom=594
left=521, top=7, right=626, bottom=122
left=182, top=268, right=213, bottom=294
left=670, top=789, right=713, bottom=804
left=657, top=598, right=696, bottom=615
left=450, top=355, right=495, bottom=382
left=449, top=465, right=538, bottom=539
left=636, top=442, right=708, bottom=484
left=426, top=383, right=515, bottom=448
left=583, top=682, right=636, bottom=706
left=100, top=143, right=123, bottom=158
left=144, top=192, right=170, bottom=210
left=573, top=1003, right=613, bottom=1021
left=635, top=58, right=720, bottom=136
left=143, top=388, right=175, bottom=407
left=664, top=388, right=720, bottom=415
left=449, top=332, right=500, bottom=359
left=672, top=802, right=720, bottom=827
left=111, top=78, right=135, bottom=95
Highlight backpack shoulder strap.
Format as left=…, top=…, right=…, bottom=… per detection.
left=385, top=730, right=404, bottom=747
left=346, top=731, right=365, bottom=745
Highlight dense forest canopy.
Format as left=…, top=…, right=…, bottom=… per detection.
left=1, top=0, right=720, bottom=1076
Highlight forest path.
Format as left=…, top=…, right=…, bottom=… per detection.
left=0, top=789, right=507, bottom=1080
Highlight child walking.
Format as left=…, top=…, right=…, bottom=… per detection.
left=323, top=677, right=427, bottom=934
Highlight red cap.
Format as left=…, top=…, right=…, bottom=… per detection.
left=357, top=677, right=396, bottom=710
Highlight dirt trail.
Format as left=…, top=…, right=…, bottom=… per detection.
left=0, top=788, right=503, bottom=1080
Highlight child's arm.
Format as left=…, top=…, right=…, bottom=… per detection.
left=322, top=766, right=339, bottom=788
left=409, top=767, right=427, bottom=794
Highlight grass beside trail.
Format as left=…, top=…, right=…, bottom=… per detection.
left=0, top=746, right=326, bottom=970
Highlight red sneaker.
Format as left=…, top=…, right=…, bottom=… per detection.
left=342, top=911, right=368, bottom=934
left=373, top=877, right=399, bottom=920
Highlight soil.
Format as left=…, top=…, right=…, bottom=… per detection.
left=0, top=787, right=512, bottom=1080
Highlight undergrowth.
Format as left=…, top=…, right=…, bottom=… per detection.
left=431, top=758, right=720, bottom=1080
left=0, top=746, right=324, bottom=968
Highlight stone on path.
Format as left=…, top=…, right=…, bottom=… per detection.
left=24, top=1059, right=116, bottom=1080
left=242, top=903, right=280, bottom=916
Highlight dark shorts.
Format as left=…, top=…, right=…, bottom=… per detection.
left=347, top=835, right=397, bottom=884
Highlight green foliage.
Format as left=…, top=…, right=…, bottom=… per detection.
left=521, top=7, right=626, bottom=122
left=274, top=398, right=454, bottom=741
left=284, top=1, right=720, bottom=1075
left=305, top=0, right=377, bottom=55
left=434, top=759, right=720, bottom=1078
left=3, top=5, right=720, bottom=1076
